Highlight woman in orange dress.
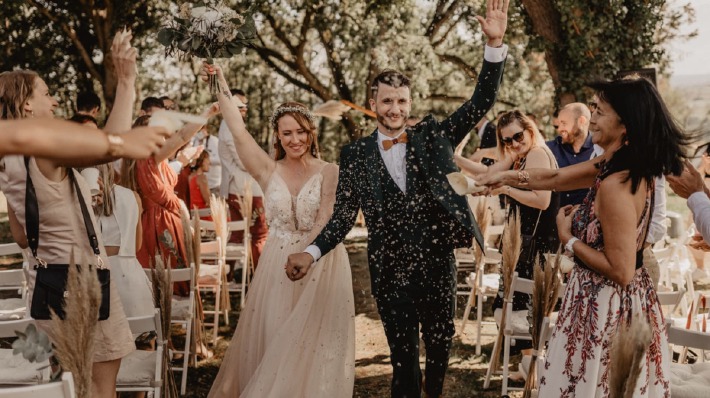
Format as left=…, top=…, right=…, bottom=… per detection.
left=188, top=151, right=212, bottom=220
left=122, top=106, right=218, bottom=295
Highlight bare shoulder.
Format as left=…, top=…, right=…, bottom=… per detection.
left=526, top=146, right=553, bottom=168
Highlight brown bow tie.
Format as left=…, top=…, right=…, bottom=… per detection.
left=382, top=132, right=408, bottom=151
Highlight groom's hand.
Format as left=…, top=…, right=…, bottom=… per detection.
left=475, top=0, right=509, bottom=48
left=285, top=252, right=315, bottom=281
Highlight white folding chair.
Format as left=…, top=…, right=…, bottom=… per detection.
left=657, top=288, right=686, bottom=320
left=484, top=272, right=535, bottom=396
left=196, top=238, right=228, bottom=342
left=116, top=309, right=164, bottom=398
left=667, top=322, right=710, bottom=398
left=0, top=268, right=28, bottom=320
left=145, top=266, right=195, bottom=395
left=0, top=372, right=76, bottom=398
left=0, top=318, right=51, bottom=386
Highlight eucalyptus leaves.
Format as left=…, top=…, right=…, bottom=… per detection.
left=157, top=1, right=256, bottom=92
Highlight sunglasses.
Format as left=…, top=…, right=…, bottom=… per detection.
left=501, top=130, right=525, bottom=147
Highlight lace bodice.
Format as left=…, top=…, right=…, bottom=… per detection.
left=264, top=171, right=322, bottom=237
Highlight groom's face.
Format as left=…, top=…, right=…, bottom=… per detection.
left=370, top=83, right=411, bottom=134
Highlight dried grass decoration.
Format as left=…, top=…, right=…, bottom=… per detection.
left=523, top=248, right=562, bottom=398
left=608, top=314, right=653, bottom=398
left=157, top=1, right=256, bottom=93
left=210, top=194, right=231, bottom=313
left=151, top=256, right=179, bottom=398
left=49, top=253, right=100, bottom=398
left=490, top=209, right=522, bottom=371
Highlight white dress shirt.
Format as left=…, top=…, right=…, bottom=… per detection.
left=304, top=43, right=509, bottom=263
left=217, top=120, right=263, bottom=197
left=688, top=191, right=710, bottom=243
left=377, top=130, right=408, bottom=193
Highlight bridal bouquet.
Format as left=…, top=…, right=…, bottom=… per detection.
left=158, top=1, right=256, bottom=92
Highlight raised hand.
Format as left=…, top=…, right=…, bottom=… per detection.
left=475, top=0, right=510, bottom=47
left=119, top=126, right=170, bottom=159
left=111, top=29, right=138, bottom=81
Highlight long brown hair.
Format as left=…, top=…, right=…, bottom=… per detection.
left=0, top=70, right=39, bottom=120
left=120, top=116, right=151, bottom=192
left=270, top=102, right=320, bottom=160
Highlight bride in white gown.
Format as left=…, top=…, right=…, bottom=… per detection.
left=204, top=64, right=355, bottom=398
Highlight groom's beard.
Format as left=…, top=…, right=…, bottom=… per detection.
left=376, top=111, right=408, bottom=134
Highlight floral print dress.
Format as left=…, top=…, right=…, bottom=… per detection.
left=539, top=161, right=671, bottom=397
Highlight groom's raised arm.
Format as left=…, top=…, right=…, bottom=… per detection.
left=440, top=0, right=509, bottom=146
left=439, top=48, right=506, bottom=146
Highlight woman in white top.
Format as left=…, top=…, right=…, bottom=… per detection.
left=91, top=164, right=154, bottom=317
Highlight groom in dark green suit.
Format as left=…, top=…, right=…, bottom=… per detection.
left=286, top=1, right=509, bottom=396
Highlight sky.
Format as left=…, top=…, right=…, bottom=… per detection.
left=668, top=0, right=710, bottom=77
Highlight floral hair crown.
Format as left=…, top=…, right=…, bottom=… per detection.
left=270, top=106, right=316, bottom=128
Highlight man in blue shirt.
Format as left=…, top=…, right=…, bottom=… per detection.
left=546, top=102, right=594, bottom=206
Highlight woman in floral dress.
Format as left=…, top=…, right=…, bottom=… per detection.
left=480, top=76, right=689, bottom=397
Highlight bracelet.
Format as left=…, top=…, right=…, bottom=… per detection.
left=517, top=170, right=530, bottom=185
left=106, top=133, right=124, bottom=157
left=565, top=237, right=579, bottom=257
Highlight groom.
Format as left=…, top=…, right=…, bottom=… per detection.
left=286, top=1, right=509, bottom=396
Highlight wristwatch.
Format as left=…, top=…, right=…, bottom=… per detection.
left=564, top=237, right=579, bottom=257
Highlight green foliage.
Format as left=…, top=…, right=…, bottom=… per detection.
left=520, top=0, right=696, bottom=103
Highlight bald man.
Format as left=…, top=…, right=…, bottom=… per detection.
left=546, top=102, right=595, bottom=206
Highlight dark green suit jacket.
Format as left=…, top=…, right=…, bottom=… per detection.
left=313, top=56, right=506, bottom=263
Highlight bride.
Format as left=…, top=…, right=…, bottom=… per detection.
left=204, top=63, right=355, bottom=398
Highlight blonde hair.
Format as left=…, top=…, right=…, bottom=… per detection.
left=496, top=110, right=553, bottom=162
left=0, top=70, right=39, bottom=120
left=271, top=102, right=320, bottom=160
left=96, top=164, right=115, bottom=217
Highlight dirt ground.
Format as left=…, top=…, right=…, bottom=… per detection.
left=182, top=237, right=518, bottom=398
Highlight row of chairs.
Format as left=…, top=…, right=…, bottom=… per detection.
left=0, top=309, right=163, bottom=397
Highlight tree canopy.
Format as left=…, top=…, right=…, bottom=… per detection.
left=0, top=0, right=696, bottom=160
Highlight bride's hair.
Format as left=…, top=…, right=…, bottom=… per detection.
left=271, top=102, right=320, bottom=160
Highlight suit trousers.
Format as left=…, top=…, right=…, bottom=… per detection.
left=375, top=248, right=456, bottom=398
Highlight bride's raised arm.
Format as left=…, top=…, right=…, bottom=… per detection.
left=203, top=63, right=275, bottom=188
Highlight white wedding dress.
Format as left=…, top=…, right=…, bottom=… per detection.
left=208, top=167, right=355, bottom=398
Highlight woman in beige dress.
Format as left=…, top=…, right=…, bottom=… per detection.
left=204, top=63, right=355, bottom=398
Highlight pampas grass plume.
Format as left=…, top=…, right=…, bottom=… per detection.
left=609, top=314, right=652, bottom=398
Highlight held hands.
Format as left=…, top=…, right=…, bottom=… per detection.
left=120, top=126, right=171, bottom=159
left=475, top=0, right=509, bottom=47
left=556, top=205, right=579, bottom=244
left=667, top=160, right=705, bottom=199
left=285, top=252, right=315, bottom=281
left=111, top=29, right=138, bottom=81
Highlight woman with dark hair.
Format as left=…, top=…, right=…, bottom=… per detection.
left=203, top=63, right=355, bottom=397
left=456, top=110, right=559, bottom=366
left=478, top=76, right=687, bottom=396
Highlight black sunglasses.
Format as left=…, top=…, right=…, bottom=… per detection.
left=501, top=130, right=525, bottom=147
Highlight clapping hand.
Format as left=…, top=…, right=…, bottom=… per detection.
left=475, top=0, right=509, bottom=47
left=667, top=160, right=706, bottom=199
left=111, top=29, right=137, bottom=82
left=120, top=126, right=171, bottom=159
left=556, top=205, right=579, bottom=244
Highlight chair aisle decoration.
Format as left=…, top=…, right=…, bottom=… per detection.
left=149, top=256, right=179, bottom=398
left=48, top=256, right=101, bottom=398
left=231, top=182, right=254, bottom=308
left=485, top=209, right=522, bottom=384
left=524, top=249, right=562, bottom=398
left=608, top=315, right=653, bottom=398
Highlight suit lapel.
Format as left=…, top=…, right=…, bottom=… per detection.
left=364, top=134, right=384, bottom=217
